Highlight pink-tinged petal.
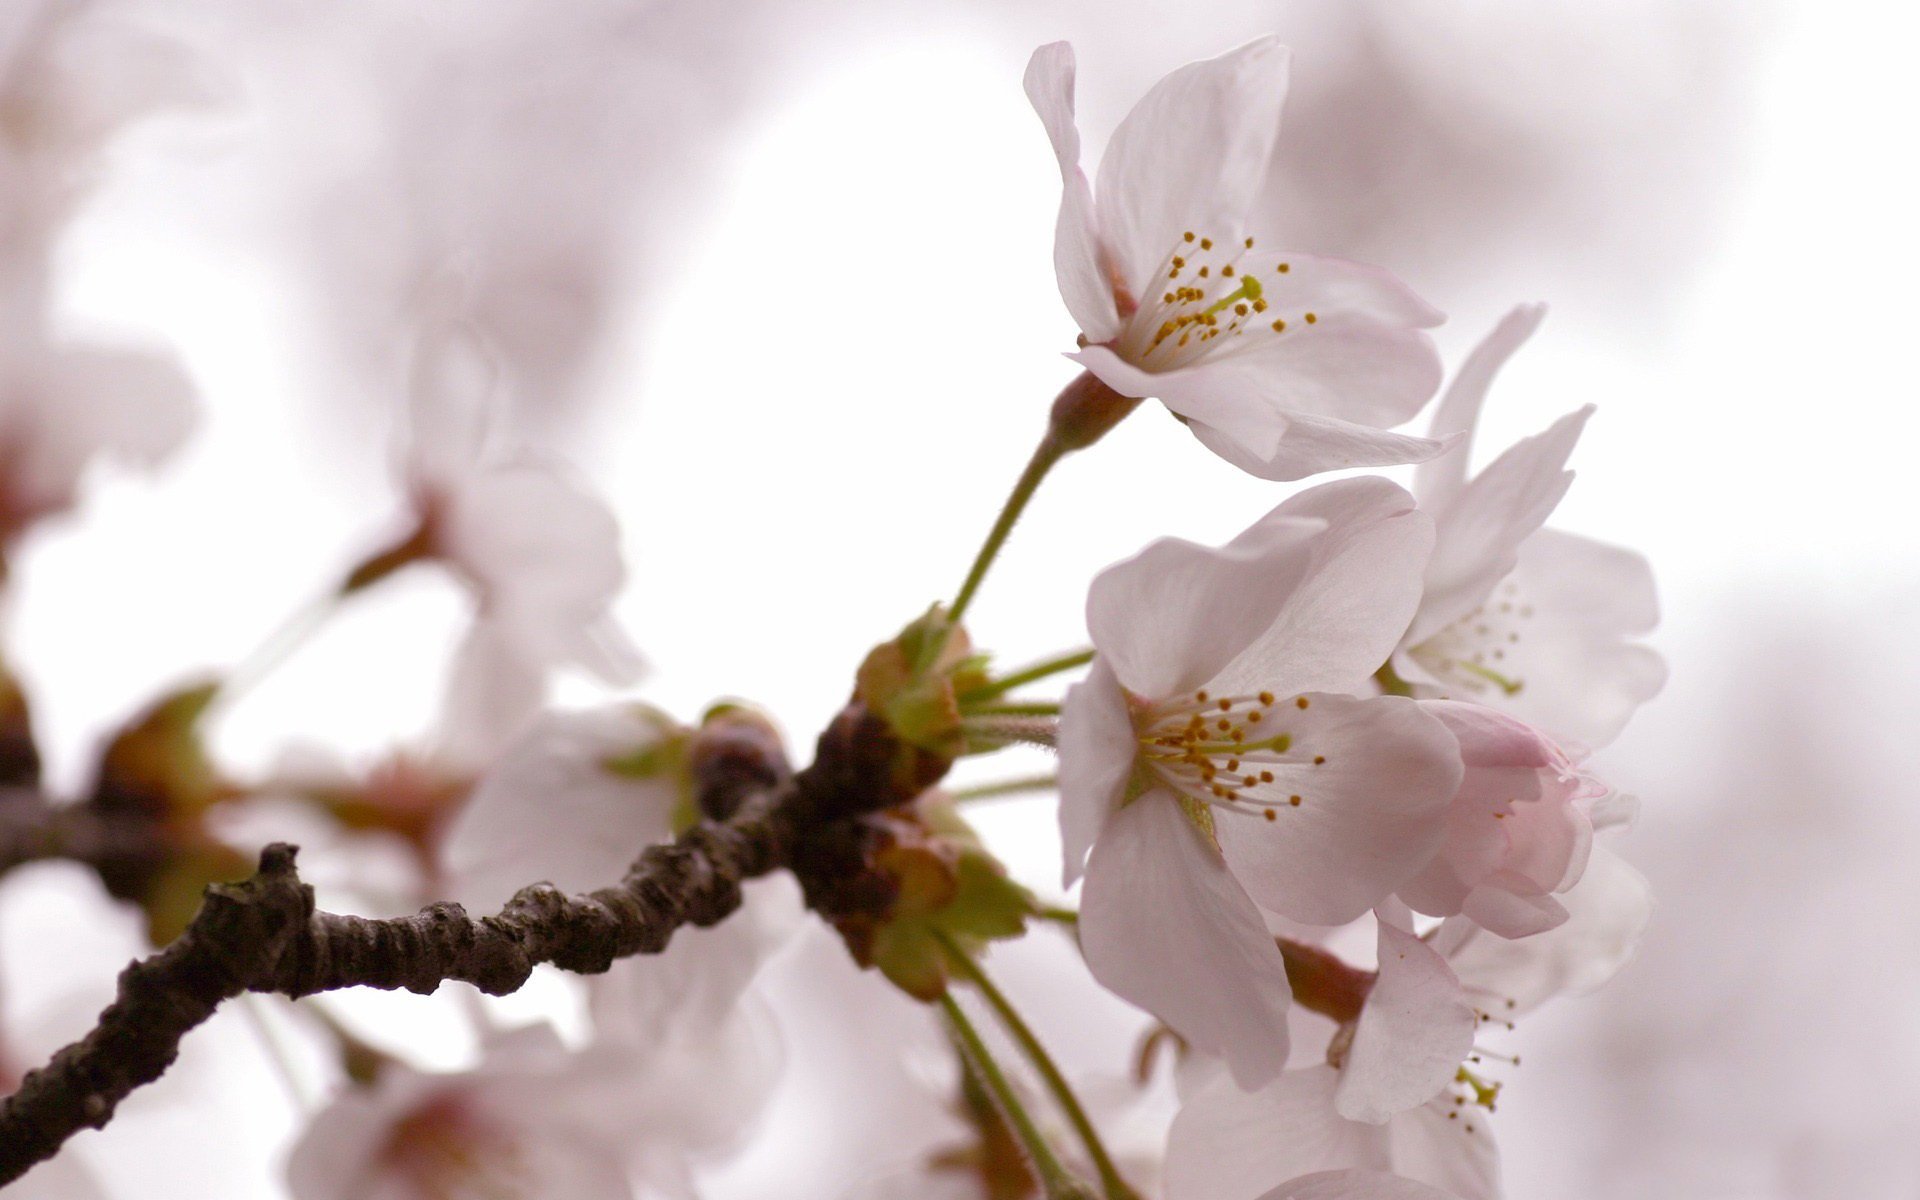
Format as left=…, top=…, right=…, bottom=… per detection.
left=8, top=1153, right=111, bottom=1200
left=1213, top=695, right=1459, bottom=926
left=1496, top=529, right=1666, bottom=748
left=1059, top=656, right=1138, bottom=886
left=1173, top=320, right=1443, bottom=427
left=1408, top=406, right=1592, bottom=646
left=438, top=617, right=550, bottom=767
left=1024, top=43, right=1123, bottom=343
left=1167, top=1066, right=1389, bottom=1200
left=404, top=319, right=499, bottom=488
left=1414, top=304, right=1548, bottom=511
left=1207, top=479, right=1432, bottom=700
left=1258, top=1170, right=1462, bottom=1200
left=1193, top=406, right=1451, bottom=483
left=1252, top=252, right=1445, bottom=332
left=1436, top=842, right=1651, bottom=1016
left=1396, top=703, right=1590, bottom=934
left=1071, top=342, right=1290, bottom=465
left=1336, top=920, right=1475, bottom=1124
left=1460, top=879, right=1568, bottom=939
left=1094, top=38, right=1291, bottom=296
left=1083, top=512, right=1317, bottom=700
left=1081, top=793, right=1293, bottom=1089
left=440, top=706, right=682, bottom=909
left=1389, top=1099, right=1502, bottom=1200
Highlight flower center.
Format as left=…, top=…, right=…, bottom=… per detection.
left=1411, top=579, right=1533, bottom=698
left=1134, top=688, right=1328, bottom=821
left=380, top=1094, right=530, bottom=1199
left=1116, top=232, right=1319, bottom=371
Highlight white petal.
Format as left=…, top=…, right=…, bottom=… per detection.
left=1438, top=841, right=1651, bottom=1016
left=1213, top=695, right=1459, bottom=926
left=1206, top=479, right=1433, bottom=701
left=1389, top=1100, right=1502, bottom=1200
left=1200, top=408, right=1452, bottom=483
left=1059, top=656, right=1138, bottom=886
left=1409, top=406, right=1592, bottom=646
left=440, top=706, right=683, bottom=909
left=1094, top=38, right=1291, bottom=297
left=1167, top=1066, right=1389, bottom=1200
left=1083, top=514, right=1317, bottom=701
left=1336, top=921, right=1475, bottom=1124
left=1414, top=303, right=1548, bottom=511
left=1024, top=42, right=1122, bottom=343
left=1259, top=1170, right=1463, bottom=1200
left=405, top=319, right=500, bottom=487
left=1081, top=793, right=1293, bottom=1089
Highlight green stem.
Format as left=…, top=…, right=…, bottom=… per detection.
left=966, top=701, right=1062, bottom=718
left=938, top=934, right=1136, bottom=1200
left=1036, top=904, right=1080, bottom=927
left=938, top=991, right=1090, bottom=1200
left=949, top=775, right=1060, bottom=804
left=960, top=716, right=1059, bottom=752
left=949, top=440, right=1066, bottom=625
left=960, top=648, right=1095, bottom=704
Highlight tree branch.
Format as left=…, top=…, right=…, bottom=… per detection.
left=0, top=699, right=947, bottom=1186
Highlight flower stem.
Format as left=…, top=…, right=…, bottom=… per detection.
left=938, top=990, right=1093, bottom=1200
left=950, top=774, right=1060, bottom=804
left=949, top=440, right=1065, bottom=625
left=966, top=701, right=1063, bottom=718
left=960, top=715, right=1059, bottom=752
left=960, top=648, right=1096, bottom=704
left=939, top=933, right=1138, bottom=1200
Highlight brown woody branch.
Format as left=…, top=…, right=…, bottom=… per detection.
left=0, top=701, right=947, bottom=1186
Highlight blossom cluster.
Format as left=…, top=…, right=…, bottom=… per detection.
left=0, top=19, right=1663, bottom=1200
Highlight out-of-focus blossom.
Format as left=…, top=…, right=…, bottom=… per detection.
left=1396, top=703, right=1600, bottom=939
left=1059, top=477, right=1460, bottom=1087
left=1024, top=39, right=1446, bottom=480
left=1395, top=307, right=1664, bottom=749
left=354, top=322, right=640, bottom=763
left=1166, top=842, right=1650, bottom=1200
left=286, top=1024, right=640, bottom=1200
left=0, top=0, right=212, bottom=561
left=1256, top=1170, right=1460, bottom=1200
left=439, top=704, right=689, bottom=911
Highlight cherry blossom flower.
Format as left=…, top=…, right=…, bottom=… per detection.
left=1394, top=306, right=1664, bottom=749
left=1395, top=703, right=1605, bottom=939
left=1166, top=843, right=1651, bottom=1200
left=1025, top=40, right=1447, bottom=480
left=287, top=1024, right=641, bottom=1200
left=0, top=0, right=213, bottom=560
left=367, top=323, right=641, bottom=761
left=437, top=702, right=798, bottom=1190
left=1059, top=477, right=1462, bottom=1088
left=439, top=704, right=690, bottom=910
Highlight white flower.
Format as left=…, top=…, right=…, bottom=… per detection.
left=1026, top=40, right=1447, bottom=480
left=1394, top=306, right=1664, bottom=749
left=385, top=323, right=640, bottom=761
left=1166, top=843, right=1652, bottom=1200
left=1059, top=477, right=1462, bottom=1088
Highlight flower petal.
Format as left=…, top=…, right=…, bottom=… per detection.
left=440, top=706, right=682, bottom=909
left=1413, top=303, right=1548, bottom=511
left=1335, top=919, right=1475, bottom=1124
left=1082, top=510, right=1320, bottom=700
left=1093, top=38, right=1292, bottom=298
left=1434, top=841, right=1651, bottom=1015
left=1408, top=405, right=1592, bottom=646
left=1213, top=695, right=1459, bottom=925
left=1258, top=1170, right=1462, bottom=1200
left=1192, top=406, right=1451, bottom=483
left=1081, top=792, right=1294, bottom=1089
left=1059, top=656, right=1139, bottom=886
left=1206, top=478, right=1433, bottom=701
left=1167, top=1066, right=1388, bottom=1200
left=1388, top=1099, right=1502, bottom=1200
left=1024, top=42, right=1122, bottom=343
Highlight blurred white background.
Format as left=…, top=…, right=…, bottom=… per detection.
left=6, top=0, right=1920, bottom=1196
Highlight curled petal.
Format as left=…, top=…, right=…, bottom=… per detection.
left=1059, top=657, right=1139, bottom=886
left=1414, top=303, right=1548, bottom=510
left=1024, top=42, right=1122, bottom=343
